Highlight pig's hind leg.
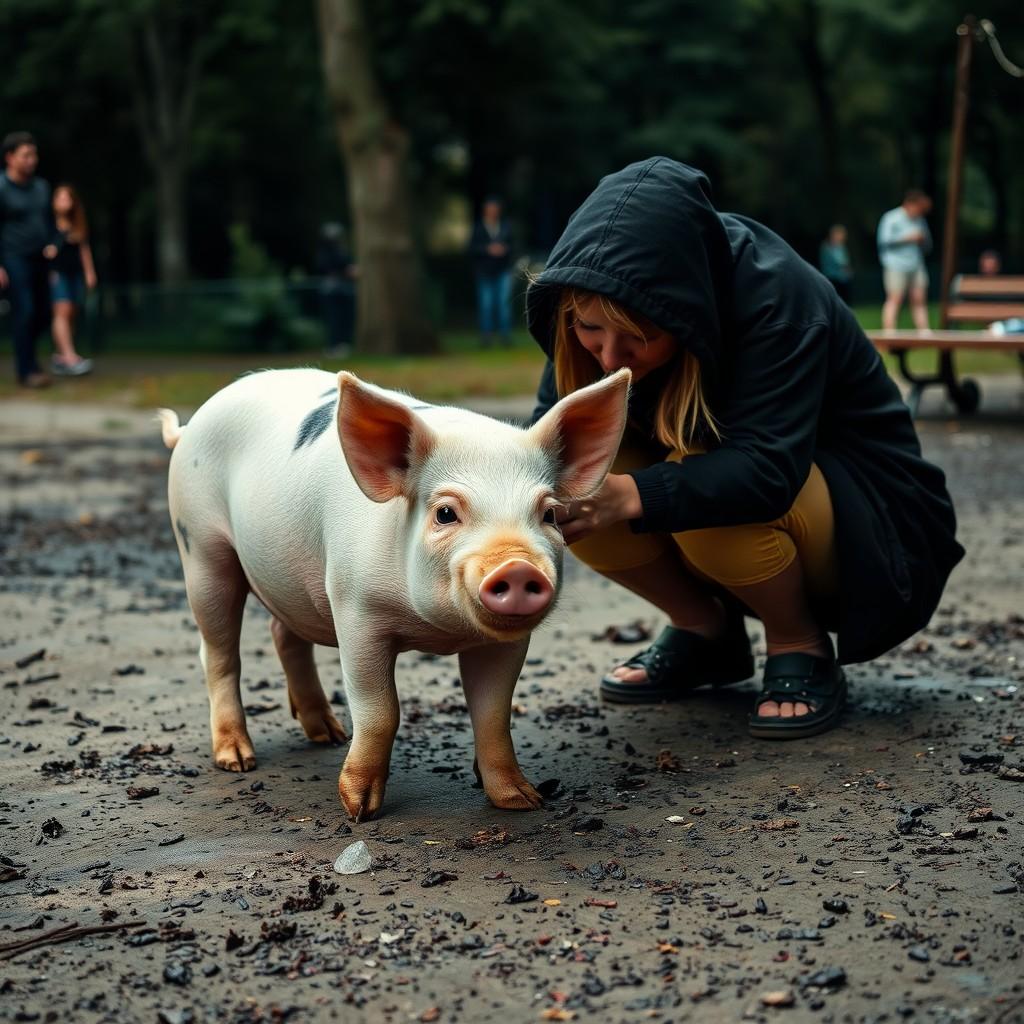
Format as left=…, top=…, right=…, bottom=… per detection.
left=270, top=617, right=347, bottom=746
left=184, top=543, right=257, bottom=772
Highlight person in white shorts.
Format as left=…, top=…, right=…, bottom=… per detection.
left=877, top=189, right=932, bottom=331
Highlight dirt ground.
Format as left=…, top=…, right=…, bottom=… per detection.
left=2, top=379, right=1023, bottom=1024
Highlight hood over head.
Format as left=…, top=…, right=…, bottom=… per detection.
left=526, top=157, right=733, bottom=392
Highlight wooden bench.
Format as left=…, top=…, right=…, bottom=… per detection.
left=868, top=274, right=1024, bottom=416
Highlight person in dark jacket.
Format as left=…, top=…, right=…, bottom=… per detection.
left=469, top=197, right=513, bottom=347
left=0, top=131, right=56, bottom=388
left=316, top=221, right=358, bottom=357
left=526, top=157, right=963, bottom=739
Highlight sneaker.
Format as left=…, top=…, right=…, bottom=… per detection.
left=51, top=357, right=93, bottom=377
left=20, top=372, right=51, bottom=389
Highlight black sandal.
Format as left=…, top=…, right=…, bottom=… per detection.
left=600, top=612, right=754, bottom=704
left=748, top=651, right=846, bottom=739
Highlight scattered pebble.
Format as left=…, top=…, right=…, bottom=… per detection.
left=333, top=840, right=372, bottom=875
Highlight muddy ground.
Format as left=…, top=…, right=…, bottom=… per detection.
left=2, top=382, right=1023, bottom=1024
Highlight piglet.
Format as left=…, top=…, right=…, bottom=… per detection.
left=158, top=367, right=629, bottom=820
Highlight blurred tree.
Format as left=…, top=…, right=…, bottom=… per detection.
left=84, top=0, right=278, bottom=286
left=315, top=0, right=437, bottom=354
left=1, top=0, right=1020, bottom=311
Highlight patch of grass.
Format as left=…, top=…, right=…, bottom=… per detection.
left=0, top=332, right=547, bottom=409
left=2, top=315, right=1019, bottom=410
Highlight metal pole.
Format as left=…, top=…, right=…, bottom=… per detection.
left=939, top=17, right=974, bottom=328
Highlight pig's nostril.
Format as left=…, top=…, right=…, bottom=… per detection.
left=478, top=559, right=553, bottom=619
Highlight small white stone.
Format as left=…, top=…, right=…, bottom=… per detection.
left=334, top=840, right=372, bottom=874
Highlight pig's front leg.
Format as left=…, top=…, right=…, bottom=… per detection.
left=460, top=640, right=543, bottom=811
left=336, top=634, right=399, bottom=822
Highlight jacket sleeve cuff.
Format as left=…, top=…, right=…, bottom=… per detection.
left=626, top=465, right=674, bottom=534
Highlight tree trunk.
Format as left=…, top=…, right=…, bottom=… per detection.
left=128, top=9, right=205, bottom=287
left=793, top=0, right=845, bottom=221
left=154, top=158, right=188, bottom=287
left=315, top=0, right=437, bottom=355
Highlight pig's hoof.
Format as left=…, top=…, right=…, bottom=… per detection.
left=485, top=777, right=544, bottom=811
left=298, top=707, right=348, bottom=746
left=213, top=732, right=257, bottom=772
left=215, top=749, right=257, bottom=773
left=338, top=769, right=386, bottom=822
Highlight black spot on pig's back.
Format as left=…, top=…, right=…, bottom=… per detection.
left=175, top=519, right=191, bottom=554
left=294, top=400, right=336, bottom=451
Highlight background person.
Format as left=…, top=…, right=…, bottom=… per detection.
left=0, top=130, right=55, bottom=388
left=978, top=248, right=1001, bottom=277
left=469, top=196, right=513, bottom=347
left=819, top=224, right=853, bottom=304
left=48, top=183, right=96, bottom=376
left=877, top=188, right=932, bottom=331
left=527, top=158, right=963, bottom=740
left=316, top=221, right=357, bottom=357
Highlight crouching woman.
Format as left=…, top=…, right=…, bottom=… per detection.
left=527, top=157, right=964, bottom=738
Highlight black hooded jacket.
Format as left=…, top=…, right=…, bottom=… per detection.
left=526, top=157, right=964, bottom=665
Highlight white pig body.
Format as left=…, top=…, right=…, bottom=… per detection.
left=161, top=366, right=629, bottom=819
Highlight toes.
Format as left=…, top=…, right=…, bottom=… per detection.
left=776, top=701, right=812, bottom=718
left=611, top=666, right=647, bottom=683
left=758, top=700, right=781, bottom=718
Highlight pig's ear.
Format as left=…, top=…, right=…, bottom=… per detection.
left=336, top=372, right=434, bottom=502
left=529, top=368, right=631, bottom=499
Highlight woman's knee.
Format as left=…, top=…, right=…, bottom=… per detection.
left=674, top=523, right=796, bottom=588
left=570, top=520, right=672, bottom=574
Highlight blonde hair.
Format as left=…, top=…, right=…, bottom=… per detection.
left=552, top=288, right=719, bottom=453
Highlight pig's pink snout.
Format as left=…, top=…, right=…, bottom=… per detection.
left=479, top=560, right=554, bottom=617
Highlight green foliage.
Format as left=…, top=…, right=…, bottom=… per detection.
left=201, top=224, right=319, bottom=352
left=1, top=0, right=1021, bottom=294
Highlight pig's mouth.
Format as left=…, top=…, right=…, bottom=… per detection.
left=475, top=600, right=553, bottom=629
left=469, top=604, right=553, bottom=643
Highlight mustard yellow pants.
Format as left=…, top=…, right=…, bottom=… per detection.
left=570, top=438, right=839, bottom=602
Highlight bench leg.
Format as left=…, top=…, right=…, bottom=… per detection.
left=891, top=348, right=981, bottom=416
left=894, top=349, right=932, bottom=417
left=907, top=382, right=924, bottom=419
left=939, top=351, right=981, bottom=415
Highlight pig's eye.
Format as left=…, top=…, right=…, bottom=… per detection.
left=435, top=505, right=459, bottom=525
left=542, top=508, right=557, bottom=526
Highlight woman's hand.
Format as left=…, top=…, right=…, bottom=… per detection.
left=557, top=473, right=642, bottom=545
left=42, top=244, right=57, bottom=260
left=85, top=270, right=98, bottom=290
